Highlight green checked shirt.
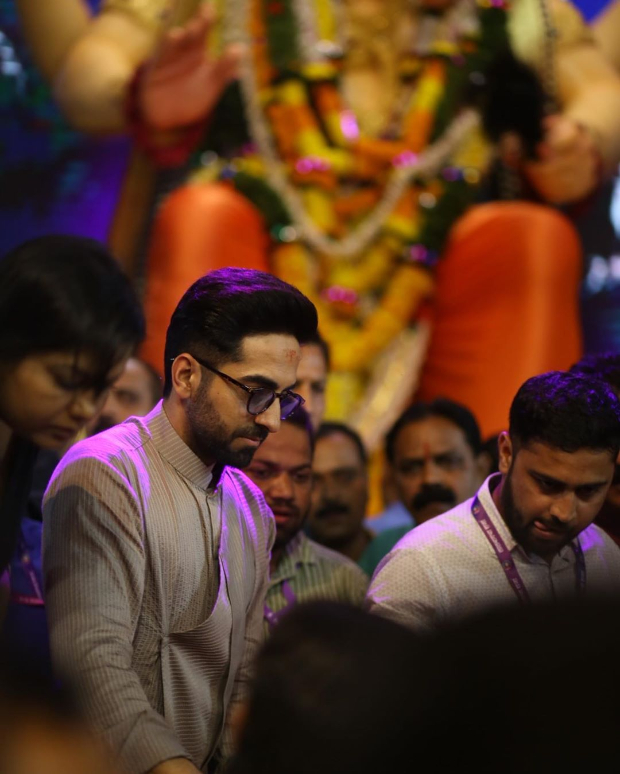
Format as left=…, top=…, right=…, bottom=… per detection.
left=264, top=532, right=369, bottom=633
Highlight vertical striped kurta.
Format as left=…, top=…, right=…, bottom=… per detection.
left=43, top=402, right=274, bottom=774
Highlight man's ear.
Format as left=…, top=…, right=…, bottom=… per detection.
left=497, top=431, right=513, bottom=475
left=169, top=354, right=200, bottom=400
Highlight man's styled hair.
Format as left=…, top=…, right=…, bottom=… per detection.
left=509, top=371, right=620, bottom=456
left=284, top=405, right=315, bottom=452
left=385, top=398, right=482, bottom=464
left=569, top=352, right=620, bottom=395
left=163, top=268, right=318, bottom=396
left=228, top=602, right=423, bottom=774
left=315, top=422, right=367, bottom=467
left=0, top=236, right=144, bottom=388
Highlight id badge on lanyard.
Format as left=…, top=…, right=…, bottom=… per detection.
left=471, top=496, right=586, bottom=604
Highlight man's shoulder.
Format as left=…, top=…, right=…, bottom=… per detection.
left=220, top=467, right=275, bottom=530
left=51, top=417, right=152, bottom=481
left=222, top=466, right=268, bottom=506
left=580, top=522, right=620, bottom=561
left=393, top=498, right=477, bottom=553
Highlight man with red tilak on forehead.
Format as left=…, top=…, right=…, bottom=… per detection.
left=16, top=0, right=620, bottom=445
left=367, top=372, right=620, bottom=632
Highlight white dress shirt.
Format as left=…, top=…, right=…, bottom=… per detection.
left=367, top=475, right=620, bottom=632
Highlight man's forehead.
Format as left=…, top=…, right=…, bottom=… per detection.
left=253, top=424, right=312, bottom=465
left=229, top=335, right=301, bottom=379
left=238, top=333, right=300, bottom=358
left=314, top=433, right=364, bottom=471
left=298, top=344, right=327, bottom=377
left=396, top=417, right=469, bottom=453
left=518, top=440, right=615, bottom=479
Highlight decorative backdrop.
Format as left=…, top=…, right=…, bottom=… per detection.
left=0, top=0, right=618, bottom=354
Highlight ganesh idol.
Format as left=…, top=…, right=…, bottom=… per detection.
left=17, top=0, right=620, bottom=445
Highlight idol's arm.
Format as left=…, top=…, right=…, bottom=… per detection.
left=15, top=0, right=92, bottom=81
left=555, top=40, right=620, bottom=175
left=593, top=0, right=620, bottom=74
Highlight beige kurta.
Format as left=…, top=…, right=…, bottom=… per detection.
left=43, top=402, right=275, bottom=774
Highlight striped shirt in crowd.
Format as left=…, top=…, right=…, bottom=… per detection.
left=264, top=531, right=368, bottom=634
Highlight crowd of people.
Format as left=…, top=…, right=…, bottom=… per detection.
left=6, top=0, right=620, bottom=770
left=1, top=233, right=620, bottom=774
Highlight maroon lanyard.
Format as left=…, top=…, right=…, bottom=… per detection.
left=471, top=496, right=586, bottom=605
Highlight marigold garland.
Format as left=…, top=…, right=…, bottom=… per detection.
left=190, top=0, right=511, bottom=419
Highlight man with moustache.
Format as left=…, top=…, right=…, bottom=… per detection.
left=43, top=268, right=317, bottom=774
left=367, top=372, right=620, bottom=632
left=244, top=407, right=368, bottom=634
left=363, top=400, right=488, bottom=573
left=306, top=423, right=374, bottom=572
left=307, top=423, right=402, bottom=577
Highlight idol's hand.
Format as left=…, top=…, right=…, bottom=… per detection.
left=522, top=115, right=601, bottom=204
left=139, top=4, right=242, bottom=130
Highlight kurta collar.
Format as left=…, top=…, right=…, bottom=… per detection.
left=146, top=402, right=215, bottom=492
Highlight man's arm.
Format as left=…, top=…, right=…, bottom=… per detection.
left=15, top=0, right=92, bottom=81
left=150, top=759, right=201, bottom=774
left=504, top=0, right=620, bottom=203
left=365, top=547, right=446, bottom=633
left=43, top=451, right=191, bottom=774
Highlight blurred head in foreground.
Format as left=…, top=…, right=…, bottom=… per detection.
left=228, top=602, right=422, bottom=774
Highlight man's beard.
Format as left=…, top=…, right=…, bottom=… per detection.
left=500, top=471, right=527, bottom=544
left=500, top=468, right=573, bottom=557
left=186, top=382, right=269, bottom=469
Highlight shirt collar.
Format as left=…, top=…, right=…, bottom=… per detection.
left=145, top=401, right=215, bottom=492
left=476, top=473, right=519, bottom=553
left=271, top=532, right=316, bottom=583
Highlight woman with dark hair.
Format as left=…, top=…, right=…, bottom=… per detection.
left=0, top=235, right=144, bottom=579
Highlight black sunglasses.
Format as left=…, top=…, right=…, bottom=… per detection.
left=186, top=354, right=305, bottom=420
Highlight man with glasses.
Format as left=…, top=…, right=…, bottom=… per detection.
left=43, top=268, right=317, bottom=774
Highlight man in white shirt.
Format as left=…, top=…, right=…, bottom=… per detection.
left=367, top=371, right=620, bottom=632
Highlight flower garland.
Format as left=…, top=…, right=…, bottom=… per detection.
left=190, top=0, right=511, bottom=419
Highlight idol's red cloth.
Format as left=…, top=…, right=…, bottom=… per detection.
left=141, top=185, right=582, bottom=436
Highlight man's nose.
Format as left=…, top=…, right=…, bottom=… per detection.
left=422, top=458, right=442, bottom=485
left=255, top=400, right=281, bottom=434
left=549, top=492, right=577, bottom=526
left=270, top=472, right=295, bottom=500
